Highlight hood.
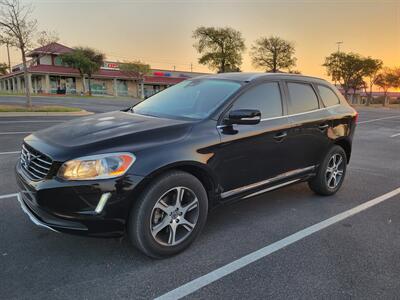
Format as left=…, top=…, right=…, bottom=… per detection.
left=25, top=111, right=193, bottom=161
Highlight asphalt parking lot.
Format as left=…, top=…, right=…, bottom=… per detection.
left=0, top=99, right=399, bottom=299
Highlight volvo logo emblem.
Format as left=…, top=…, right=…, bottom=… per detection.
left=22, top=152, right=38, bottom=168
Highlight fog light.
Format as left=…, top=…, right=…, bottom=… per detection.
left=95, top=193, right=111, bottom=214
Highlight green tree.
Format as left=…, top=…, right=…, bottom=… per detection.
left=375, top=67, right=400, bottom=106
left=61, top=47, right=104, bottom=95
left=193, top=26, right=245, bottom=73
left=0, top=62, right=8, bottom=74
left=119, top=60, right=150, bottom=99
left=362, top=57, right=383, bottom=106
left=323, top=52, right=367, bottom=101
left=348, top=76, right=366, bottom=104
left=250, top=36, right=296, bottom=73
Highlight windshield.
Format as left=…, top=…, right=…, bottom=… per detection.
left=132, top=79, right=242, bottom=120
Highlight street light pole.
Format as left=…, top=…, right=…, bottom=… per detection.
left=334, top=41, right=343, bottom=87
left=336, top=41, right=343, bottom=53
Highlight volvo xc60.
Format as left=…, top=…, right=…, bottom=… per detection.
left=16, top=73, right=357, bottom=258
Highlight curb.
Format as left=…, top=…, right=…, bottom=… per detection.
left=0, top=110, right=93, bottom=117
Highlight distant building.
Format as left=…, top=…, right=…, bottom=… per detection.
left=335, top=85, right=400, bottom=104
left=0, top=42, right=208, bottom=98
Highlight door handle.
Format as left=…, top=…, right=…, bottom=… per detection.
left=273, top=131, right=287, bottom=141
left=318, top=124, right=329, bottom=130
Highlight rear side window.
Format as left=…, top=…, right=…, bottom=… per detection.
left=287, top=82, right=319, bottom=114
left=231, top=82, right=282, bottom=119
left=317, top=85, right=340, bottom=107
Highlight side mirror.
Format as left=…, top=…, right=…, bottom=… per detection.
left=225, top=109, right=261, bottom=125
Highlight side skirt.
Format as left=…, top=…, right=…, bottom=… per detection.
left=242, top=179, right=301, bottom=199
left=220, top=165, right=316, bottom=201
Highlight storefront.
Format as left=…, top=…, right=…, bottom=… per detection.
left=143, top=70, right=204, bottom=98
left=0, top=42, right=208, bottom=98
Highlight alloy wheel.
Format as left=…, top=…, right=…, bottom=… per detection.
left=150, top=187, right=199, bottom=246
left=325, top=153, right=344, bottom=189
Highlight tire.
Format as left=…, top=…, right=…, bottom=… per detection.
left=308, top=145, right=347, bottom=196
left=128, top=170, right=208, bottom=258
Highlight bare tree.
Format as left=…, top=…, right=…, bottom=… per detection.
left=0, top=0, right=37, bottom=107
left=34, top=30, right=59, bottom=61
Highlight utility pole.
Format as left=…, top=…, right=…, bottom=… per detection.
left=190, top=63, right=193, bottom=72
left=336, top=41, right=343, bottom=53
left=334, top=42, right=343, bottom=87
left=6, top=42, right=11, bottom=73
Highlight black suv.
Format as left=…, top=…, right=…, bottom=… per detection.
left=16, top=73, right=357, bottom=258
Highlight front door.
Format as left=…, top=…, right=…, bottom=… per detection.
left=214, top=81, right=292, bottom=197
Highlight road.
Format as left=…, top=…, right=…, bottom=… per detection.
left=0, top=101, right=399, bottom=299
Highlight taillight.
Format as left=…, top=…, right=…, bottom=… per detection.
left=354, top=112, right=359, bottom=124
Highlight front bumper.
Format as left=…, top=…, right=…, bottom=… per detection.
left=17, top=193, right=59, bottom=233
left=16, top=161, right=146, bottom=237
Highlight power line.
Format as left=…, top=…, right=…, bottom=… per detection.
left=104, top=51, right=202, bottom=68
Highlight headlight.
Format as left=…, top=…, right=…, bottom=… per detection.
left=57, top=153, right=135, bottom=180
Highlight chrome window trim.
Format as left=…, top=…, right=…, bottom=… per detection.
left=280, top=103, right=340, bottom=118
left=220, top=165, right=315, bottom=199
left=218, top=104, right=340, bottom=128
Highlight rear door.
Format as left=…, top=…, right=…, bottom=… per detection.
left=284, top=81, right=332, bottom=170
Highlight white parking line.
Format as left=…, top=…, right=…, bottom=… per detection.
left=0, top=131, right=31, bottom=135
left=390, top=133, right=400, bottom=138
left=0, top=193, right=18, bottom=200
left=358, top=115, right=400, bottom=124
left=0, top=151, right=20, bottom=155
left=155, top=187, right=400, bottom=300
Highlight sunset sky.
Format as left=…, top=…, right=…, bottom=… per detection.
left=2, top=0, right=399, bottom=81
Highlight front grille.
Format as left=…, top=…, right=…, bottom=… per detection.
left=20, top=144, right=53, bottom=181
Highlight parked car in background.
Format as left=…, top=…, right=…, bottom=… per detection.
left=16, top=73, right=357, bottom=258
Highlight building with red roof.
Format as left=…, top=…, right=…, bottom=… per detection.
left=0, top=42, right=208, bottom=97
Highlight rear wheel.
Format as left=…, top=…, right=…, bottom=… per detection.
left=128, top=171, right=208, bottom=258
left=308, top=145, right=347, bottom=196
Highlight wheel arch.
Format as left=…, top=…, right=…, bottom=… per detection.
left=137, top=161, right=219, bottom=208
left=334, top=138, right=352, bottom=163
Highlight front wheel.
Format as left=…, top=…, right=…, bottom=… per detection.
left=128, top=171, right=208, bottom=258
left=308, top=145, right=347, bottom=196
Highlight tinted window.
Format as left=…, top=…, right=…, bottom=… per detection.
left=287, top=82, right=319, bottom=114
left=133, top=79, right=241, bottom=120
left=318, top=85, right=340, bottom=107
left=231, top=82, right=282, bottom=119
